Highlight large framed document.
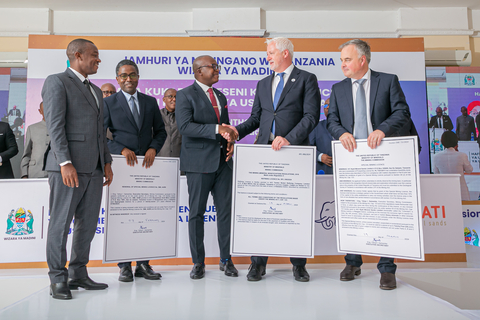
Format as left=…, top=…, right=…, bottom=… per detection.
left=104, top=155, right=180, bottom=263
left=231, top=144, right=316, bottom=258
left=332, top=137, right=424, bottom=260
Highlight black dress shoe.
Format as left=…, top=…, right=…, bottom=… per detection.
left=379, top=272, right=397, bottom=290
left=219, top=260, right=238, bottom=277
left=118, top=265, right=134, bottom=282
left=190, top=263, right=205, bottom=279
left=68, top=276, right=108, bottom=290
left=135, top=264, right=161, bottom=280
left=340, top=265, right=361, bottom=281
left=246, top=263, right=266, bottom=281
left=293, top=266, right=310, bottom=282
left=50, top=282, right=72, bottom=300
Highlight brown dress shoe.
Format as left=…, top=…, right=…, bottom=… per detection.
left=379, top=272, right=397, bottom=290
left=340, top=265, right=361, bottom=281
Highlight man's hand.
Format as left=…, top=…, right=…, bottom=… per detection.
left=321, top=154, right=333, bottom=167
left=143, top=148, right=156, bottom=169
left=21, top=176, right=28, bottom=179
left=367, top=130, right=386, bottom=149
left=219, top=124, right=238, bottom=142
left=121, top=148, right=138, bottom=167
left=103, top=162, right=113, bottom=186
left=271, top=136, right=290, bottom=151
left=61, top=163, right=79, bottom=188
left=339, top=132, right=356, bottom=152
left=226, top=142, right=234, bottom=162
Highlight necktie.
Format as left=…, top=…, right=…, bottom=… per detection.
left=272, top=72, right=285, bottom=135
left=438, top=117, right=442, bottom=128
left=130, top=96, right=141, bottom=129
left=83, top=79, right=97, bottom=106
left=354, top=78, right=368, bottom=139
left=207, top=88, right=221, bottom=123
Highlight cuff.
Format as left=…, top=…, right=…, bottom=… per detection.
left=318, top=153, right=324, bottom=163
left=59, top=160, right=72, bottom=166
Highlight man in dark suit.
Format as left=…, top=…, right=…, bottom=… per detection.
left=176, top=55, right=238, bottom=280
left=429, top=106, right=453, bottom=130
left=42, top=38, right=113, bottom=300
left=310, top=98, right=333, bottom=174
left=104, top=59, right=167, bottom=282
left=226, top=37, right=320, bottom=282
left=327, top=39, right=411, bottom=290
left=0, top=121, right=18, bottom=178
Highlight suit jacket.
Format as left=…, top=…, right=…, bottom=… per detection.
left=42, top=68, right=112, bottom=173
left=309, top=120, right=333, bottom=174
left=176, top=81, right=232, bottom=173
left=158, top=107, right=181, bottom=157
left=433, top=148, right=473, bottom=200
left=456, top=115, right=476, bottom=141
left=327, top=70, right=410, bottom=140
left=0, top=121, right=18, bottom=179
left=104, top=91, right=166, bottom=156
left=20, top=120, right=50, bottom=178
left=429, top=115, right=453, bottom=130
left=236, top=66, right=320, bottom=145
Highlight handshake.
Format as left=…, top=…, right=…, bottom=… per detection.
left=219, top=124, right=239, bottom=143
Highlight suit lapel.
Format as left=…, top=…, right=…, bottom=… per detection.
left=194, top=82, right=221, bottom=123
left=117, top=92, right=139, bottom=130
left=137, top=92, right=145, bottom=130
left=66, top=69, right=98, bottom=113
left=369, top=70, right=380, bottom=117
left=266, top=73, right=275, bottom=111
left=275, top=67, right=300, bottom=110
left=343, top=78, right=354, bottom=121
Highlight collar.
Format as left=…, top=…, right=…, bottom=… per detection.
left=69, top=67, right=88, bottom=83
left=350, top=69, right=371, bottom=84
left=121, top=90, right=139, bottom=102
left=275, top=63, right=294, bottom=77
left=196, top=80, right=214, bottom=94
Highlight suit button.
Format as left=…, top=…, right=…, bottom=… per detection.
left=274, top=113, right=276, bottom=116
left=98, top=134, right=101, bottom=138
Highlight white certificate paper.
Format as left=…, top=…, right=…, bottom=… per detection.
left=231, top=144, right=316, bottom=258
left=103, top=155, right=179, bottom=263
left=332, top=137, right=424, bottom=260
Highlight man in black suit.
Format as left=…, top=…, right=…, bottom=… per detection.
left=226, top=37, right=320, bottom=282
left=176, top=55, right=238, bottom=279
left=0, top=121, right=18, bottom=178
left=42, top=38, right=113, bottom=300
left=104, top=59, right=167, bottom=282
left=429, top=106, right=453, bottom=130
left=310, top=98, right=333, bottom=174
left=327, top=39, right=411, bottom=290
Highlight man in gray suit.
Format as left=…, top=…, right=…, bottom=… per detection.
left=176, top=55, right=238, bottom=279
left=21, top=102, right=50, bottom=178
left=42, top=38, right=113, bottom=300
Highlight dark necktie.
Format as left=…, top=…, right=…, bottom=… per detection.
left=438, top=117, right=442, bottom=128
left=207, top=88, right=221, bottom=123
left=83, top=79, right=97, bottom=106
left=129, top=96, right=141, bottom=129
left=272, top=72, right=285, bottom=136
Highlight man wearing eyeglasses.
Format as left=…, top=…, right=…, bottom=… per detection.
left=176, top=55, right=239, bottom=280
left=309, top=98, right=333, bottom=174
left=104, top=59, right=167, bottom=282
left=101, top=83, right=116, bottom=98
left=158, top=89, right=181, bottom=158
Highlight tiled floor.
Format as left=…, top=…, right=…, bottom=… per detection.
left=0, top=262, right=478, bottom=320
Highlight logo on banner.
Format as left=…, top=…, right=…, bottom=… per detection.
left=422, top=205, right=446, bottom=227
left=315, top=201, right=335, bottom=230
left=6, top=208, right=34, bottom=235
left=464, top=75, right=476, bottom=86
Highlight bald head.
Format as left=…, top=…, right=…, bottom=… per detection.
left=193, top=55, right=220, bottom=87
left=101, top=83, right=116, bottom=98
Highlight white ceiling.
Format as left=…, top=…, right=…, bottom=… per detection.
left=2, top=0, right=480, bottom=12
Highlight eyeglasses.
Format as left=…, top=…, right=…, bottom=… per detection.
left=102, top=90, right=116, bottom=95
left=198, top=64, right=221, bottom=71
left=118, top=73, right=139, bottom=80
left=165, top=95, right=176, bottom=99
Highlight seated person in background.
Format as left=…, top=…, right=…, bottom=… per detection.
left=429, top=106, right=453, bottom=130
left=309, top=98, right=333, bottom=174
left=433, top=130, right=473, bottom=200
left=21, top=102, right=50, bottom=178
left=456, top=106, right=476, bottom=141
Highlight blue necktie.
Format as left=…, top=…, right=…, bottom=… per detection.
left=354, top=79, right=368, bottom=139
left=130, top=96, right=141, bottom=129
left=272, top=72, right=285, bottom=136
